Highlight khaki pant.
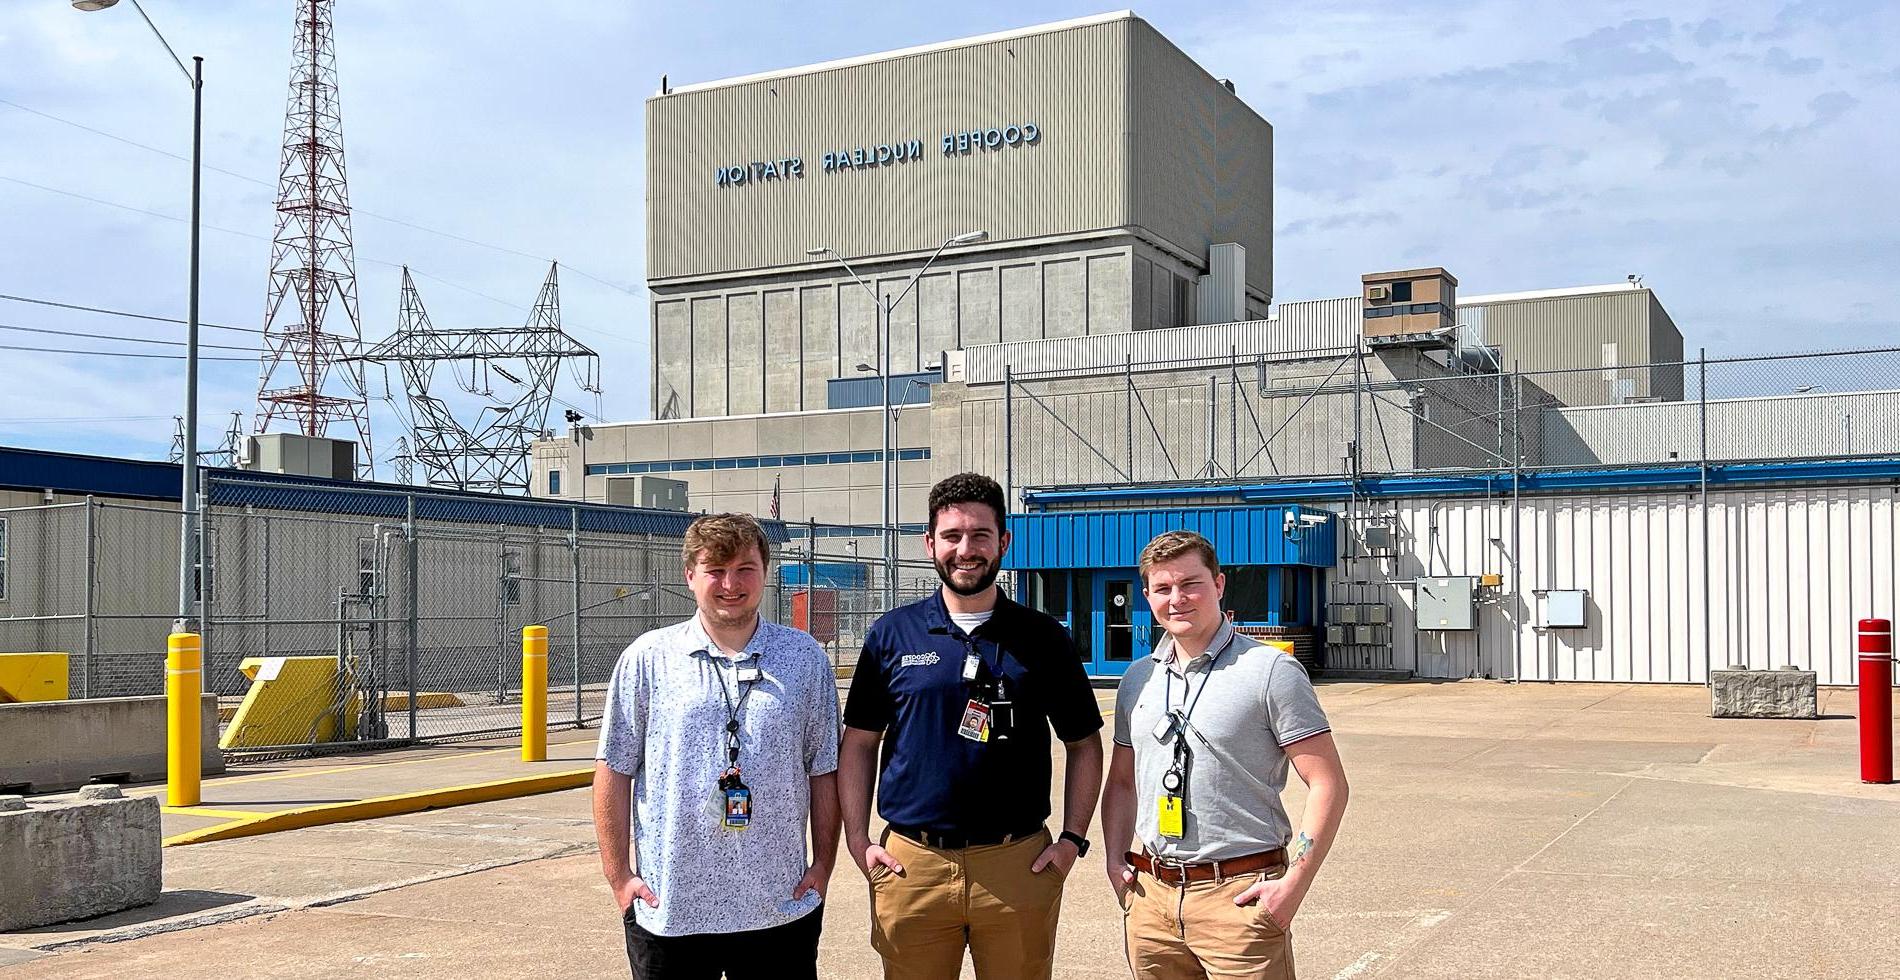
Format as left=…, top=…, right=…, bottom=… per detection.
left=868, top=827, right=1067, bottom=979
left=1121, top=869, right=1294, bottom=980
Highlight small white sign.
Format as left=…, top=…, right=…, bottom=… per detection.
left=255, top=657, right=287, bottom=682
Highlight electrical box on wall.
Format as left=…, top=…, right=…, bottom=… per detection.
left=1361, top=524, right=1394, bottom=554
left=1417, top=577, right=1476, bottom=630
left=1542, top=590, right=1587, bottom=628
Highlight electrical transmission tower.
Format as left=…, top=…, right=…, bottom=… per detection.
left=254, top=0, right=374, bottom=477
left=360, top=263, right=599, bottom=494
left=387, top=435, right=415, bottom=485
left=171, top=412, right=246, bottom=468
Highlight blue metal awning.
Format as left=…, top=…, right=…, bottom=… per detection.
left=1004, top=504, right=1335, bottom=570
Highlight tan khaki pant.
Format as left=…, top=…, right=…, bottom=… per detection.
left=867, top=827, right=1067, bottom=979
left=1121, top=869, right=1294, bottom=980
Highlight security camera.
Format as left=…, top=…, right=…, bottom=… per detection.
left=1297, top=513, right=1329, bottom=527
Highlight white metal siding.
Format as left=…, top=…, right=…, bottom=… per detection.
left=1341, top=485, right=1899, bottom=685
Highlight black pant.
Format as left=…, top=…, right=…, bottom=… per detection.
left=624, top=905, right=823, bottom=979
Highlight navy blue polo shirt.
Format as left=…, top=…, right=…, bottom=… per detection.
left=843, top=590, right=1102, bottom=838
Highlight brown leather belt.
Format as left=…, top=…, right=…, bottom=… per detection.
left=1126, top=847, right=1287, bottom=886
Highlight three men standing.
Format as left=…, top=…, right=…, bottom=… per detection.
left=591, top=483, right=1348, bottom=979
left=839, top=472, right=1105, bottom=979
left=593, top=514, right=841, bottom=979
left=1102, top=530, right=1351, bottom=979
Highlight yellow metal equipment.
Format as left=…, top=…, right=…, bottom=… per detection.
left=219, top=655, right=361, bottom=750
left=522, top=625, right=548, bottom=762
left=166, top=633, right=202, bottom=807
left=0, top=652, right=69, bottom=702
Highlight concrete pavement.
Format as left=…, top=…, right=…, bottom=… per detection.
left=3, top=681, right=1897, bottom=978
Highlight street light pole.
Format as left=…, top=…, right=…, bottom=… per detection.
left=808, top=231, right=987, bottom=609
left=74, top=0, right=203, bottom=628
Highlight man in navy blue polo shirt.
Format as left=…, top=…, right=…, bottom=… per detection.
left=840, top=472, right=1104, bottom=980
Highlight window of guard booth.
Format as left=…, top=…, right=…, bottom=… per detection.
left=1224, top=566, right=1273, bottom=623
left=1026, top=570, right=1070, bottom=619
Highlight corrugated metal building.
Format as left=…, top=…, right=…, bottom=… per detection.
left=1026, top=461, right=1900, bottom=684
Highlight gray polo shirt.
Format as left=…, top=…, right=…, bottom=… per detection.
left=597, top=614, right=840, bottom=936
left=1112, top=619, right=1330, bottom=863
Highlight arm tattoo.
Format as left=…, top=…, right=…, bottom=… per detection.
left=1289, top=831, right=1314, bottom=867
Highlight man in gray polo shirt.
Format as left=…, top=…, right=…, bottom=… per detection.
left=1102, top=530, right=1351, bottom=979
left=592, top=514, right=841, bottom=978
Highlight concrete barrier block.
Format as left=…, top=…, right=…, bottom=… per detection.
left=1710, top=669, right=1818, bottom=719
left=0, top=694, right=224, bottom=794
left=0, top=785, right=162, bottom=931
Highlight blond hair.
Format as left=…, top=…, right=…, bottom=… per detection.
left=682, top=513, right=771, bottom=569
left=1138, top=530, right=1220, bottom=585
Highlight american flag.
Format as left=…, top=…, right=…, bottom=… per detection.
left=769, top=473, right=782, bottom=520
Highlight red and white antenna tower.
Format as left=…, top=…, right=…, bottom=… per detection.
left=255, top=0, right=374, bottom=476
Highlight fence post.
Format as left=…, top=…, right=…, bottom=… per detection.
left=1232, top=358, right=1242, bottom=477
left=1699, top=348, right=1711, bottom=681
left=404, top=493, right=418, bottom=742
left=1004, top=364, right=1014, bottom=508
left=521, top=625, right=547, bottom=762
left=166, top=631, right=202, bottom=806
left=1125, top=355, right=1135, bottom=481
left=571, top=506, right=583, bottom=728
left=82, top=497, right=96, bottom=699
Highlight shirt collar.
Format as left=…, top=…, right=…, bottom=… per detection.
left=1150, top=616, right=1237, bottom=670
left=925, top=587, right=1015, bottom=636
left=686, top=611, right=767, bottom=661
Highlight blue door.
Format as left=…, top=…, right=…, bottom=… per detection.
left=1090, top=574, right=1151, bottom=678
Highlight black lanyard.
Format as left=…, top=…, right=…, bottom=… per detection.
left=1162, top=630, right=1236, bottom=787
left=708, top=653, right=757, bottom=768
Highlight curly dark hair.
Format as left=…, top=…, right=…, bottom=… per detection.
left=927, top=472, right=1007, bottom=532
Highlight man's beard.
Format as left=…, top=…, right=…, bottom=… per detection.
left=934, top=554, right=1001, bottom=597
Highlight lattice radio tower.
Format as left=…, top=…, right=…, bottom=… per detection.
left=254, top=0, right=374, bottom=476
left=360, top=263, right=600, bottom=494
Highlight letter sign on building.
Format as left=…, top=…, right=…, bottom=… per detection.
left=716, top=124, right=1042, bottom=187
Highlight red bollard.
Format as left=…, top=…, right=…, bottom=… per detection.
left=1859, top=618, right=1893, bottom=784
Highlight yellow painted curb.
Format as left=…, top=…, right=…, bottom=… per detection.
left=162, top=766, right=595, bottom=847
left=162, top=806, right=265, bottom=820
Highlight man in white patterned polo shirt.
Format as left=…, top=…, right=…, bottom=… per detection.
left=592, top=513, right=842, bottom=979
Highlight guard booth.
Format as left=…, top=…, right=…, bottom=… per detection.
left=1004, top=505, right=1337, bottom=678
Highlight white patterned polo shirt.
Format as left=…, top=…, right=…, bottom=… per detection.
left=596, top=613, right=840, bottom=936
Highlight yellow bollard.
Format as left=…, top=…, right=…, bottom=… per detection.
left=521, top=625, right=548, bottom=762
left=166, top=632, right=202, bottom=807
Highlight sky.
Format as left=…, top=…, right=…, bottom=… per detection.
left=1, top=0, right=1895, bottom=466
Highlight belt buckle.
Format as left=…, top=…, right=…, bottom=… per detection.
left=1151, top=854, right=1189, bottom=885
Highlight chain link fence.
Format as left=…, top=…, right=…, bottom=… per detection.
left=1001, top=344, right=1900, bottom=491
left=3, top=480, right=991, bottom=757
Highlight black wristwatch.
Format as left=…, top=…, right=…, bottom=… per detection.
left=1059, top=830, right=1090, bottom=857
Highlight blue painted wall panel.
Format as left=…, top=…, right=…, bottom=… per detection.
left=1003, top=504, right=1337, bottom=570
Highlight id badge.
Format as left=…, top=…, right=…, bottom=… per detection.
left=723, top=784, right=752, bottom=828
left=736, top=665, right=761, bottom=685
left=1152, top=711, right=1181, bottom=743
left=1157, top=795, right=1185, bottom=839
left=962, top=652, right=982, bottom=681
left=957, top=699, right=992, bottom=742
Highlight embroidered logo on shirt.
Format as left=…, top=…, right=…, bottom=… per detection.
left=900, top=652, right=941, bottom=668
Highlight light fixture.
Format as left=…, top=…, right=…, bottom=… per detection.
left=951, top=230, right=988, bottom=245
left=72, top=0, right=120, bottom=10
left=805, top=246, right=829, bottom=257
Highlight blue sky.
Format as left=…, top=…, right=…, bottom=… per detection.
left=1, top=0, right=1894, bottom=465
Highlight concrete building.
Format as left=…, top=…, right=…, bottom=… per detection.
left=644, top=11, right=1274, bottom=421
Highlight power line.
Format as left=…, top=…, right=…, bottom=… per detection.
left=0, top=415, right=173, bottom=425
left=0, top=342, right=255, bottom=362
left=2, top=174, right=641, bottom=345
left=0, top=95, right=644, bottom=297
left=0, top=322, right=262, bottom=353
left=0, top=292, right=261, bottom=334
